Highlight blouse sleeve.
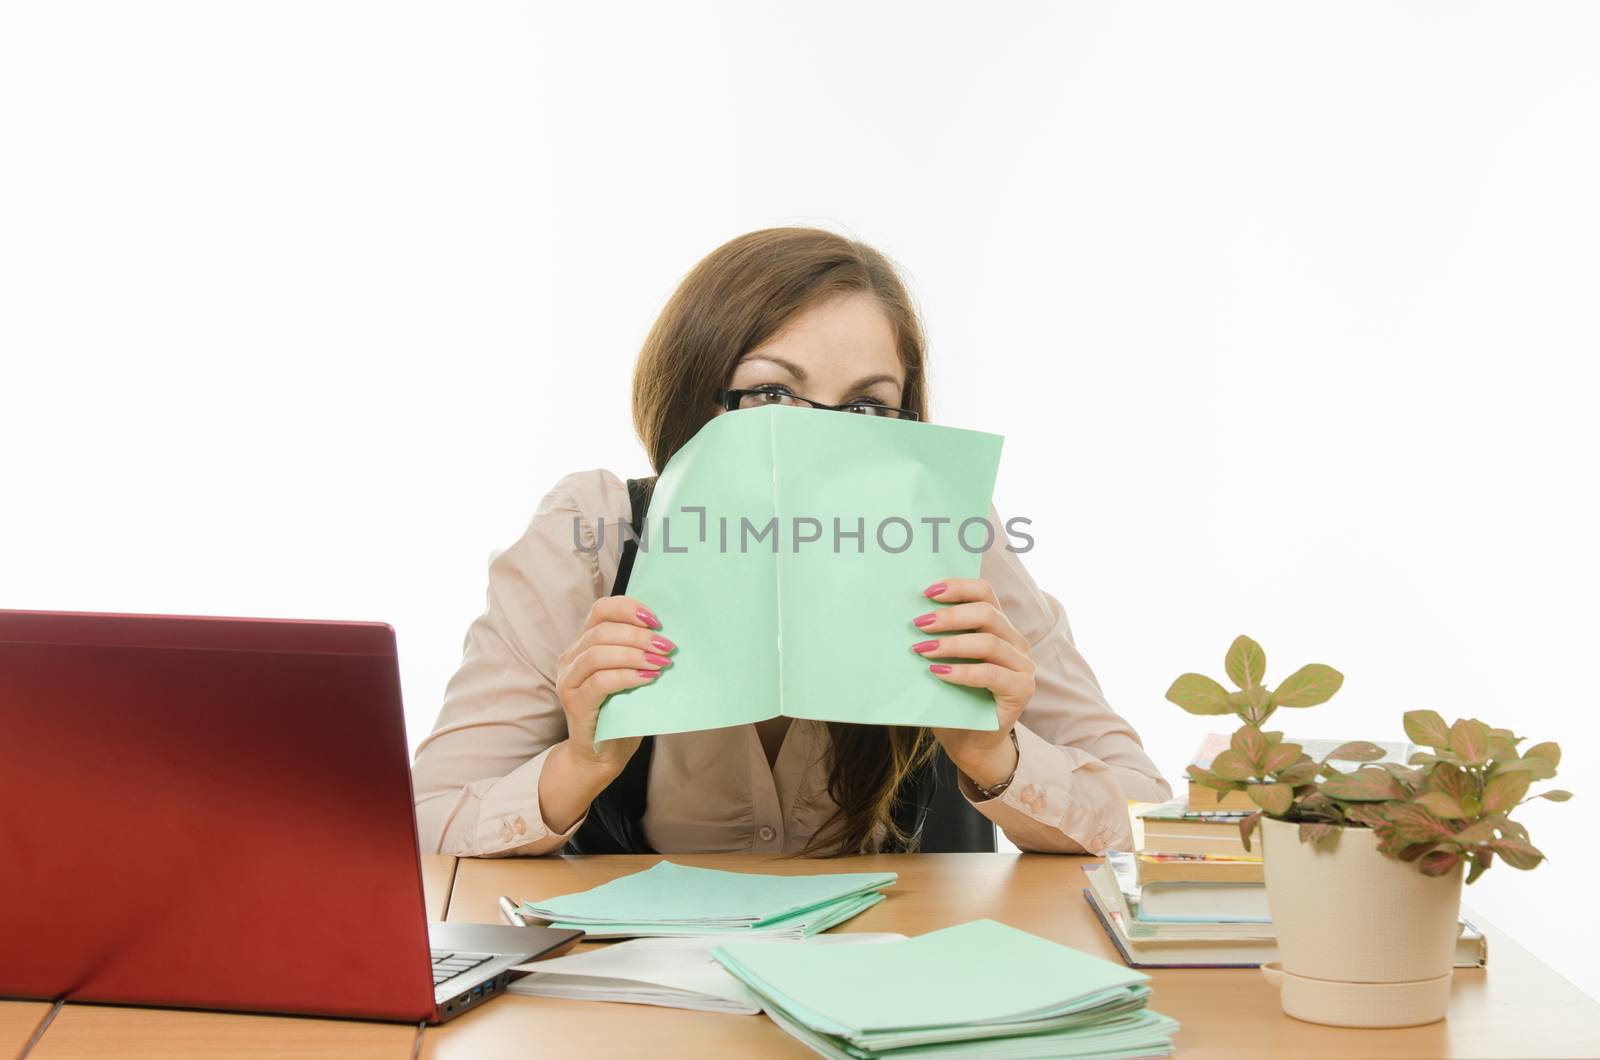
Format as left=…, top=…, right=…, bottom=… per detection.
left=954, top=507, right=1173, bottom=854
left=410, top=469, right=626, bottom=857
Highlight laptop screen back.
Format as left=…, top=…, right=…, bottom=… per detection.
left=0, top=609, right=437, bottom=1022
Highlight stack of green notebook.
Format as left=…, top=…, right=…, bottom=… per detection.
left=517, top=861, right=896, bottom=940
left=712, top=920, right=1178, bottom=1059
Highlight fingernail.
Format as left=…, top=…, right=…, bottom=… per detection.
left=929, top=664, right=953, bottom=675
left=636, top=607, right=661, bottom=629
left=911, top=640, right=939, bottom=654
left=637, top=669, right=660, bottom=679
left=913, top=613, right=937, bottom=628
left=650, top=636, right=676, bottom=653
left=644, top=652, right=672, bottom=667
left=923, top=583, right=947, bottom=598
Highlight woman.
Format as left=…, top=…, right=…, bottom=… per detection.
left=412, top=226, right=1171, bottom=858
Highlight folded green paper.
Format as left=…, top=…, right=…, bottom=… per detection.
left=712, top=919, right=1177, bottom=1059
left=518, top=860, right=898, bottom=939
left=595, top=405, right=1005, bottom=745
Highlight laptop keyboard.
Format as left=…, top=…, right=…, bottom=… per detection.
left=431, top=950, right=494, bottom=987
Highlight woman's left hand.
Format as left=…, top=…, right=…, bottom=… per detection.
left=913, top=577, right=1036, bottom=791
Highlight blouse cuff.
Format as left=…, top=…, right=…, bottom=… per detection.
left=957, top=721, right=1133, bottom=853
left=469, top=744, right=589, bottom=855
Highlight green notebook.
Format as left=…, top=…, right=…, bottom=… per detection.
left=762, top=1005, right=1179, bottom=1060
left=594, top=404, right=1004, bottom=746
left=713, top=919, right=1178, bottom=1059
left=518, top=861, right=897, bottom=939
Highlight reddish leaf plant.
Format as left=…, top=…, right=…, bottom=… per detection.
left=1166, top=635, right=1570, bottom=883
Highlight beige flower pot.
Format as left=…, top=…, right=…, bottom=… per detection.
left=1259, top=816, right=1463, bottom=1027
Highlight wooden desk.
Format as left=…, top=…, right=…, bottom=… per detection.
left=2, top=1001, right=53, bottom=1058
left=18, top=856, right=458, bottom=1059
left=16, top=854, right=1599, bottom=1057
left=27, top=1006, right=416, bottom=1059
left=425, top=853, right=1600, bottom=1060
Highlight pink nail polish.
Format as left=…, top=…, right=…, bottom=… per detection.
left=636, top=607, right=661, bottom=629
left=929, top=664, right=953, bottom=675
left=913, top=613, right=937, bottom=628
left=644, top=652, right=672, bottom=667
left=637, top=669, right=659, bottom=678
left=923, top=582, right=947, bottom=599
left=911, top=640, right=939, bottom=654
left=650, top=636, right=676, bottom=653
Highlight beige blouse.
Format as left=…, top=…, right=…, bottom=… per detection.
left=411, top=469, right=1172, bottom=858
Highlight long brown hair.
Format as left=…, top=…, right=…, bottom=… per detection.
left=631, top=226, right=937, bottom=856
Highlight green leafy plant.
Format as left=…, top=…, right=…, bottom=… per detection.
left=1165, top=635, right=1571, bottom=882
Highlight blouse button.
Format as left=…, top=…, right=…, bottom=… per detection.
left=757, top=825, right=776, bottom=842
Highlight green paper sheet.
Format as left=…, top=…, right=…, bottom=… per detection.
left=712, top=919, right=1151, bottom=1039
left=539, top=892, right=886, bottom=941
left=594, top=404, right=1004, bottom=745
left=517, top=861, right=898, bottom=939
left=762, top=1002, right=1178, bottom=1060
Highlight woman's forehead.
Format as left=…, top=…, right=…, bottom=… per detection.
left=740, top=294, right=901, bottom=381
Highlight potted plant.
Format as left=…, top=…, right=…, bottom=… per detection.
left=1166, top=635, right=1570, bottom=1027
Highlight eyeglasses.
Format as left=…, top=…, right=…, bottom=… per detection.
left=714, top=387, right=920, bottom=422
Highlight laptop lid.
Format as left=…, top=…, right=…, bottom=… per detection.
left=0, top=609, right=439, bottom=1022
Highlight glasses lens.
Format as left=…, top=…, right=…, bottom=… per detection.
left=738, top=390, right=803, bottom=410
left=844, top=403, right=910, bottom=419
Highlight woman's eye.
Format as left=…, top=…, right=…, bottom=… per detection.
left=844, top=400, right=888, bottom=416
left=736, top=385, right=800, bottom=410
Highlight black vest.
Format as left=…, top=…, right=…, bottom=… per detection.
left=563, top=476, right=994, bottom=855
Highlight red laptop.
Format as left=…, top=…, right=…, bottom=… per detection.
left=0, top=609, right=580, bottom=1023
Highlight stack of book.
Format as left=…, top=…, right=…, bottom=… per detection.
left=1083, top=852, right=1487, bottom=969
left=1083, top=735, right=1487, bottom=968
left=1134, top=792, right=1264, bottom=889
left=712, top=919, right=1179, bottom=1059
left=517, top=860, right=895, bottom=939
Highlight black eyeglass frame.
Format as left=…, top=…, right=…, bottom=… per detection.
left=713, top=388, right=921, bottom=422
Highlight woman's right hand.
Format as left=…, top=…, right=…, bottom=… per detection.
left=554, top=594, right=675, bottom=777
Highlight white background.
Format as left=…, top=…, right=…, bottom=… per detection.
left=3, top=1, right=1596, bottom=1002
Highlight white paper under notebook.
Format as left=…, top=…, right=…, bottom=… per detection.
left=506, top=933, right=907, bottom=1014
